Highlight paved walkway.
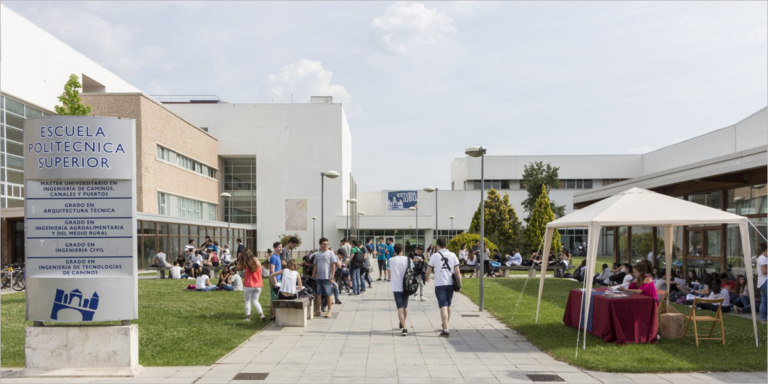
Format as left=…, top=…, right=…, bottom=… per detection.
left=2, top=279, right=766, bottom=383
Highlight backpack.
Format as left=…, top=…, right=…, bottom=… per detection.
left=554, top=268, right=563, bottom=278
left=403, top=261, right=419, bottom=296
left=351, top=250, right=365, bottom=268
left=572, top=267, right=581, bottom=281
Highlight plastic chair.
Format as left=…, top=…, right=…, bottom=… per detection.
left=682, top=297, right=725, bottom=346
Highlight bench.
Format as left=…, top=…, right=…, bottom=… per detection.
left=273, top=296, right=314, bottom=327
left=458, top=263, right=561, bottom=277
left=147, top=265, right=229, bottom=279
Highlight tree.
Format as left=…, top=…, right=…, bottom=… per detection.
left=521, top=161, right=565, bottom=220
left=54, top=74, right=92, bottom=116
left=468, top=189, right=522, bottom=254
left=525, top=185, right=562, bottom=254
left=278, top=233, right=302, bottom=248
left=446, top=233, right=497, bottom=256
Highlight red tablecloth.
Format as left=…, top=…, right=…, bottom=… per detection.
left=563, top=288, right=658, bottom=344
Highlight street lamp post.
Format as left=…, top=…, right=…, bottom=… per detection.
left=312, top=216, right=317, bottom=249
left=465, top=146, right=487, bottom=312
left=424, top=186, right=438, bottom=244
left=409, top=206, right=418, bottom=250
left=450, top=216, right=454, bottom=237
left=346, top=199, right=357, bottom=240
left=357, top=212, right=366, bottom=240
left=321, top=170, right=340, bottom=238
left=219, top=192, right=232, bottom=245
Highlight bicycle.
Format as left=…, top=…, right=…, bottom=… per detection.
left=11, top=263, right=25, bottom=291
left=1, top=264, right=13, bottom=289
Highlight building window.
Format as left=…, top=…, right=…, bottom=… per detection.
left=157, top=144, right=217, bottom=179
left=157, top=192, right=169, bottom=215
left=464, top=179, right=514, bottom=190
left=1, top=95, right=47, bottom=208
left=207, top=203, right=217, bottom=221
left=560, top=179, right=594, bottom=189
left=223, top=158, right=257, bottom=224
left=602, top=179, right=627, bottom=186
left=177, top=196, right=204, bottom=220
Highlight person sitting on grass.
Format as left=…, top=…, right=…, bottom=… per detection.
left=170, top=261, right=187, bottom=279
left=573, top=260, right=587, bottom=282
left=653, top=270, right=667, bottom=291
left=622, top=264, right=635, bottom=285
left=268, top=259, right=303, bottom=300
left=195, top=267, right=217, bottom=292
left=608, top=263, right=627, bottom=285
left=217, top=267, right=234, bottom=291
left=594, top=263, right=613, bottom=286
left=619, top=262, right=656, bottom=298
left=176, top=254, right=186, bottom=270
left=720, top=273, right=736, bottom=295
left=230, top=266, right=243, bottom=292
left=191, top=251, right=204, bottom=277
left=697, top=274, right=731, bottom=313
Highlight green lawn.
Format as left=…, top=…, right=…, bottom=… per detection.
left=461, top=278, right=767, bottom=373
left=1, top=279, right=271, bottom=368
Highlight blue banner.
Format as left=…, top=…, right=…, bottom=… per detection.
left=388, top=190, right=418, bottom=211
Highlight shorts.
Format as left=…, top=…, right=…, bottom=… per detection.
left=279, top=292, right=298, bottom=300
left=393, top=291, right=410, bottom=309
left=385, top=259, right=390, bottom=270
left=316, top=279, right=333, bottom=297
left=435, top=285, right=454, bottom=308
left=270, top=284, right=280, bottom=301
left=378, top=259, right=386, bottom=270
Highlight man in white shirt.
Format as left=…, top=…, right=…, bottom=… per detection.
left=426, top=237, right=461, bottom=338
left=389, top=243, right=411, bottom=336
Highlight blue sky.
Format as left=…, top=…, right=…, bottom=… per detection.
left=7, top=1, right=767, bottom=191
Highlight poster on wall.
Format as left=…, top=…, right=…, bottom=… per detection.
left=23, top=116, right=138, bottom=322
left=387, top=190, right=418, bottom=211
left=285, top=199, right=307, bottom=230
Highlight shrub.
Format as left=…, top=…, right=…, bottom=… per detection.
left=446, top=233, right=498, bottom=255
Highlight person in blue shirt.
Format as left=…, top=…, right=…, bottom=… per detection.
left=385, top=237, right=395, bottom=282
left=268, top=242, right=283, bottom=319
left=376, top=237, right=387, bottom=281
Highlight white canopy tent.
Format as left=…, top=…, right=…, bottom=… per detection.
left=534, top=188, right=759, bottom=348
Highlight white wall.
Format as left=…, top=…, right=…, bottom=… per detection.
left=165, top=102, right=351, bottom=252
left=452, top=155, right=643, bottom=189
left=641, top=107, right=766, bottom=175
left=0, top=5, right=140, bottom=111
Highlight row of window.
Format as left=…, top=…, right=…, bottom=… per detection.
left=1, top=95, right=49, bottom=208
left=157, top=192, right=217, bottom=221
left=462, top=179, right=629, bottom=191
left=156, top=145, right=218, bottom=179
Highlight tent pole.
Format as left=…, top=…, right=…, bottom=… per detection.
left=739, top=222, right=759, bottom=346
left=581, top=223, right=601, bottom=350
left=664, top=226, right=674, bottom=313
left=535, top=227, right=555, bottom=323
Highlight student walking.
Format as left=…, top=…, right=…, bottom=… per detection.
left=410, top=245, right=427, bottom=301
left=312, top=237, right=339, bottom=318
left=385, top=237, right=395, bottom=282
left=390, top=243, right=412, bottom=336
left=237, top=249, right=266, bottom=322
left=426, top=237, right=461, bottom=338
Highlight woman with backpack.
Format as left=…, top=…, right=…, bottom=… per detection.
left=237, top=249, right=266, bottom=322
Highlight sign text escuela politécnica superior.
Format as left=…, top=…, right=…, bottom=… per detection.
left=28, top=125, right=127, bottom=169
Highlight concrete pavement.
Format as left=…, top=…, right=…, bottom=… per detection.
left=2, top=278, right=766, bottom=383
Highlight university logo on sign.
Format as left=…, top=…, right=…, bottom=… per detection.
left=387, top=191, right=418, bottom=211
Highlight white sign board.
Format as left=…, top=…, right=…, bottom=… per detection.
left=24, top=116, right=138, bottom=322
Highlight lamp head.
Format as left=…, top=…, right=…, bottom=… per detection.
left=312, top=216, right=317, bottom=220
left=219, top=192, right=232, bottom=198
left=359, top=212, right=366, bottom=216
left=347, top=198, right=358, bottom=204
left=323, top=170, right=340, bottom=179
left=450, top=216, right=454, bottom=219
left=409, top=207, right=417, bottom=211
left=465, top=146, right=486, bottom=157
left=423, top=186, right=436, bottom=193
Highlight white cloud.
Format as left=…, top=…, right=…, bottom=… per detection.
left=370, top=2, right=456, bottom=55
left=267, top=59, right=353, bottom=106
left=21, top=6, right=173, bottom=76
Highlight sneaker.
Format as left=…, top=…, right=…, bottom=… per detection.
left=368, top=285, right=372, bottom=288
left=326, top=311, right=332, bottom=318
left=377, top=278, right=382, bottom=281
left=733, top=306, right=741, bottom=314
left=439, top=331, right=450, bottom=338
left=420, top=296, right=427, bottom=302
left=335, top=300, right=343, bottom=304
left=402, top=329, right=408, bottom=337
left=315, top=310, right=322, bottom=317
left=260, top=316, right=266, bottom=322
left=243, top=318, right=251, bottom=322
